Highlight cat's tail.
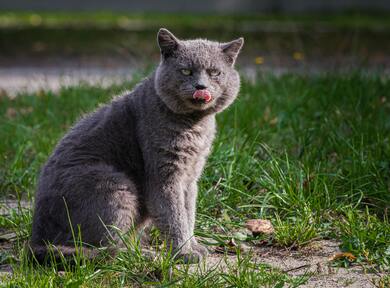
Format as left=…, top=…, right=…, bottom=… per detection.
left=26, top=242, right=113, bottom=266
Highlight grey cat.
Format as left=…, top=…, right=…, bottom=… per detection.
left=30, top=28, right=243, bottom=263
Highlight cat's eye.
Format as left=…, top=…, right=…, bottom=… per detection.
left=208, top=69, right=221, bottom=77
left=180, top=69, right=192, bottom=76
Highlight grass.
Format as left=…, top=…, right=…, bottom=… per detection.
left=0, top=72, right=389, bottom=286
left=1, top=11, right=389, bottom=69
left=1, top=11, right=390, bottom=30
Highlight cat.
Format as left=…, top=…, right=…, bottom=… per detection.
left=30, top=28, right=244, bottom=264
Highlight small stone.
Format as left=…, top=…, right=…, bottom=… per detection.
left=245, top=219, right=274, bottom=236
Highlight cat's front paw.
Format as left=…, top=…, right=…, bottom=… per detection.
left=174, top=249, right=204, bottom=264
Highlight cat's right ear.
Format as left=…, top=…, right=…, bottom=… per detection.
left=221, top=37, right=244, bottom=66
left=157, top=28, right=180, bottom=58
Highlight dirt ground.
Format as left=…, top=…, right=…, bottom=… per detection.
left=0, top=200, right=384, bottom=287
left=247, top=240, right=380, bottom=288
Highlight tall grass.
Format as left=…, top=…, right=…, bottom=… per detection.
left=0, top=73, right=389, bottom=286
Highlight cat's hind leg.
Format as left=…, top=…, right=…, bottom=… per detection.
left=31, top=164, right=143, bottom=263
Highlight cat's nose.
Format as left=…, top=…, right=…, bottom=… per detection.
left=195, top=84, right=207, bottom=90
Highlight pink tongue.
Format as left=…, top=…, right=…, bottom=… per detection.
left=193, top=90, right=212, bottom=103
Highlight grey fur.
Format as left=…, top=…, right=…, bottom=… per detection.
left=30, top=28, right=244, bottom=263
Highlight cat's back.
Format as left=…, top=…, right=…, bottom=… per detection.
left=37, top=81, right=151, bottom=194
left=48, top=97, right=133, bottom=164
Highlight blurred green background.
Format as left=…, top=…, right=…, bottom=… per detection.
left=0, top=11, right=389, bottom=72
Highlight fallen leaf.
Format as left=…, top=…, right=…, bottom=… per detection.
left=245, top=219, right=274, bottom=236
left=32, top=42, right=47, bottom=52
left=269, top=117, right=278, bottom=125
left=214, top=238, right=241, bottom=255
left=293, top=51, right=305, bottom=61
left=221, top=210, right=231, bottom=223
left=303, top=175, right=315, bottom=190
left=254, top=56, right=264, bottom=65
left=5, top=108, right=17, bottom=119
left=329, top=152, right=338, bottom=163
left=258, top=188, right=268, bottom=194
left=328, top=252, right=357, bottom=262
left=263, top=106, right=271, bottom=122
left=20, top=107, right=33, bottom=115
left=0, top=89, right=8, bottom=99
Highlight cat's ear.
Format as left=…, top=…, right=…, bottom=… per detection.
left=157, top=28, right=180, bottom=58
left=221, top=37, right=244, bottom=66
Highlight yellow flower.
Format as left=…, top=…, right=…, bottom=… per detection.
left=293, top=52, right=304, bottom=61
left=29, top=14, right=42, bottom=26
left=117, top=16, right=131, bottom=29
left=255, top=56, right=264, bottom=65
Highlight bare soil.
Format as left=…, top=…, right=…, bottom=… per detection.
left=0, top=200, right=383, bottom=287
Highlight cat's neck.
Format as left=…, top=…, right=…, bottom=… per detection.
left=143, top=73, right=215, bottom=124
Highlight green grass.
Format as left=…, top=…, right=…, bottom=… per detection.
left=1, top=11, right=389, bottom=68
left=0, top=72, right=389, bottom=286
left=1, top=11, right=390, bottom=30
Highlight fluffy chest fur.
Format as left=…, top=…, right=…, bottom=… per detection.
left=134, top=87, right=216, bottom=183
left=154, top=115, right=215, bottom=180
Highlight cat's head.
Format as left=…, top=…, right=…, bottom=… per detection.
left=155, top=28, right=244, bottom=115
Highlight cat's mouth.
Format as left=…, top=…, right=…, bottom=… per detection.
left=191, top=89, right=213, bottom=105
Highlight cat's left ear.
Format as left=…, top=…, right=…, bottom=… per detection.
left=221, top=37, right=244, bottom=66
left=157, top=28, right=180, bottom=58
